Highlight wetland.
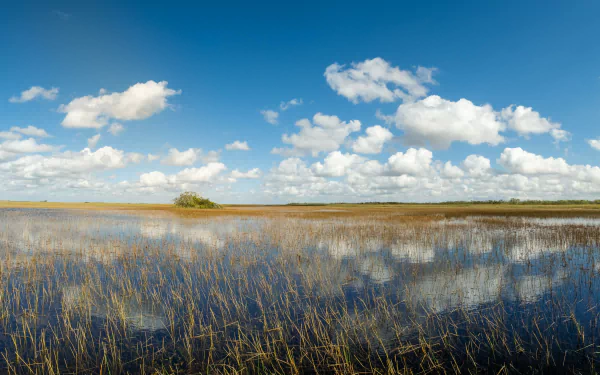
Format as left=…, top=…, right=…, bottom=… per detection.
left=1, top=205, right=600, bottom=373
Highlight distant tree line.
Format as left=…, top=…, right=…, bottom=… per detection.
left=286, top=199, right=600, bottom=206
left=285, top=203, right=328, bottom=206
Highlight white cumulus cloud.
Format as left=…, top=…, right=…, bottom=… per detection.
left=394, top=95, right=506, bottom=149
left=325, top=57, right=436, bottom=103
left=231, top=168, right=261, bottom=179
left=351, top=125, right=393, bottom=154
left=462, top=155, right=492, bottom=177
left=498, top=148, right=571, bottom=175
left=261, top=146, right=600, bottom=202
left=0, top=138, right=55, bottom=154
left=225, top=140, right=250, bottom=151
left=87, top=134, right=101, bottom=149
left=125, top=152, right=145, bottom=164
left=161, top=148, right=201, bottom=166
left=260, top=110, right=279, bottom=125
left=274, top=113, right=361, bottom=157
left=9, top=86, right=59, bottom=103
left=10, top=126, right=51, bottom=138
left=311, top=151, right=365, bottom=177
left=550, top=128, right=571, bottom=143
left=440, top=161, right=464, bottom=178
left=588, top=139, right=600, bottom=151
left=59, top=80, right=180, bottom=128
left=140, top=171, right=171, bottom=187
left=108, top=123, right=125, bottom=136
left=384, top=94, right=567, bottom=148
left=134, top=164, right=229, bottom=192
left=175, top=163, right=227, bottom=183
left=386, top=148, right=433, bottom=176
left=501, top=105, right=560, bottom=136
left=0, top=146, right=128, bottom=181
left=161, top=148, right=220, bottom=166
left=0, top=132, right=22, bottom=140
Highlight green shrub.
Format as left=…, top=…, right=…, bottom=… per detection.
left=173, top=192, right=222, bottom=209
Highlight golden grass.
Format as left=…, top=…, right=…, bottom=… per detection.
left=2, top=199, right=600, bottom=219
left=1, top=203, right=600, bottom=372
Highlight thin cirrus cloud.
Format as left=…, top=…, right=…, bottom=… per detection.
left=9, top=86, right=59, bottom=103
left=59, top=80, right=181, bottom=129
left=52, top=10, right=71, bottom=20
left=279, top=98, right=303, bottom=111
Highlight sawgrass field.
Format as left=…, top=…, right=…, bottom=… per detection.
left=1, top=201, right=600, bottom=373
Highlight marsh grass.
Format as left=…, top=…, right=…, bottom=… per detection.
left=1, top=208, right=600, bottom=373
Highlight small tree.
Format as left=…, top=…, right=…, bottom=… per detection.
left=173, top=192, right=222, bottom=209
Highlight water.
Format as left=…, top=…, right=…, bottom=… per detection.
left=1, top=208, right=600, bottom=373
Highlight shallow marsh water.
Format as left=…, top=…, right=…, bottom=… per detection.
left=1, top=208, right=600, bottom=373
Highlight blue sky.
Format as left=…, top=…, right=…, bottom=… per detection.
left=1, top=1, right=600, bottom=203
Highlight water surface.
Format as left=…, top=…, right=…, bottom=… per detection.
left=1, top=208, right=600, bottom=373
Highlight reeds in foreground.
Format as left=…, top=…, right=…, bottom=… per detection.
left=0, top=208, right=599, bottom=373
